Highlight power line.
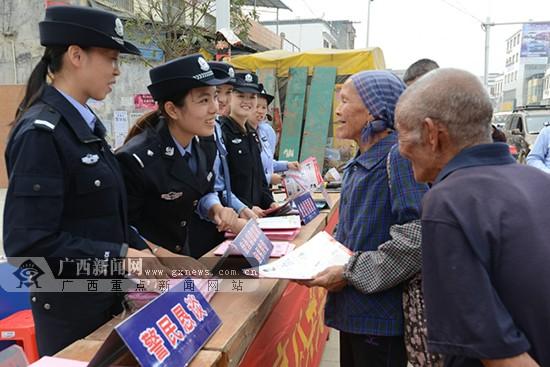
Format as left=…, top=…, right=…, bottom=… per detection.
left=438, top=0, right=484, bottom=24
left=299, top=0, right=317, bottom=18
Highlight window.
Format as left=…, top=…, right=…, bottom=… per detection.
left=517, top=118, right=524, bottom=132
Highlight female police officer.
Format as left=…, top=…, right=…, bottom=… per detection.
left=219, top=72, right=276, bottom=217
left=117, top=54, right=242, bottom=259
left=3, top=6, right=163, bottom=356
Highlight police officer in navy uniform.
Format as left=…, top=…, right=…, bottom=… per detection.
left=3, top=6, right=165, bottom=356
left=207, top=62, right=259, bottom=219
left=219, top=72, right=277, bottom=216
left=117, top=55, right=243, bottom=259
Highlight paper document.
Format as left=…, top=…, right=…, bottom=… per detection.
left=215, top=240, right=295, bottom=257
left=283, top=157, right=324, bottom=196
left=225, top=227, right=300, bottom=241
left=254, top=231, right=352, bottom=280
left=30, top=357, right=88, bottom=367
left=256, top=215, right=301, bottom=230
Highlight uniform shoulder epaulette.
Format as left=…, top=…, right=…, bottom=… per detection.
left=130, top=144, right=160, bottom=169
left=32, top=105, right=61, bottom=132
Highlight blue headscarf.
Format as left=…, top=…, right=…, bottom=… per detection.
left=351, top=70, right=406, bottom=142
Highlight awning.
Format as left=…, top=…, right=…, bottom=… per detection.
left=230, top=48, right=386, bottom=77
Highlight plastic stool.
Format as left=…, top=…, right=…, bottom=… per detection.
left=0, top=309, right=39, bottom=363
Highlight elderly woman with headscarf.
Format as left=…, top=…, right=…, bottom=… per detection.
left=300, top=71, right=429, bottom=366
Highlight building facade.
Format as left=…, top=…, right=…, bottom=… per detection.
left=527, top=73, right=545, bottom=104
left=542, top=67, right=550, bottom=104
left=261, top=18, right=356, bottom=51
left=499, top=25, right=550, bottom=111
left=488, top=73, right=504, bottom=108
left=0, top=0, right=280, bottom=147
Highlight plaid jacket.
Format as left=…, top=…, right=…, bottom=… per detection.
left=325, top=133, right=428, bottom=336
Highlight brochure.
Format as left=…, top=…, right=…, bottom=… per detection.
left=283, top=157, right=324, bottom=196
left=252, top=231, right=352, bottom=280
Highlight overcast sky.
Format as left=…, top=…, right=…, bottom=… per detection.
left=257, top=0, right=550, bottom=76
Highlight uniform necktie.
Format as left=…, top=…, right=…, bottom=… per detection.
left=92, top=118, right=106, bottom=139
left=183, top=152, right=197, bottom=175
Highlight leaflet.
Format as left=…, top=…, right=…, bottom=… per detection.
left=283, top=157, right=324, bottom=196
left=253, top=231, right=352, bottom=280
left=214, top=240, right=295, bottom=257
left=256, top=215, right=301, bottom=230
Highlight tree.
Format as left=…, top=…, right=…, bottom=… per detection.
left=125, top=0, right=257, bottom=61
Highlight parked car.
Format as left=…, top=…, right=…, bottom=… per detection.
left=503, top=105, right=550, bottom=162
left=491, top=111, right=512, bottom=129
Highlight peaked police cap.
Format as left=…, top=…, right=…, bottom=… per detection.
left=39, top=6, right=140, bottom=55
left=147, top=54, right=230, bottom=101
left=233, top=72, right=261, bottom=94
left=208, top=61, right=237, bottom=85
left=258, top=83, right=274, bottom=105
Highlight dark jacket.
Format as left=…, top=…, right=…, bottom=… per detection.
left=116, top=119, right=220, bottom=256
left=219, top=116, right=273, bottom=209
left=3, top=85, right=146, bottom=356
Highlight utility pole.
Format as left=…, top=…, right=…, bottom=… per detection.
left=483, top=17, right=491, bottom=88
left=216, top=0, right=230, bottom=31
left=366, top=0, right=373, bottom=48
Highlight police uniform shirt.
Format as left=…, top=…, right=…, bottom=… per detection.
left=172, top=135, right=197, bottom=174
left=219, top=115, right=274, bottom=209
left=116, top=118, right=218, bottom=255
left=4, top=85, right=146, bottom=260
left=56, top=88, right=96, bottom=130
left=197, top=120, right=248, bottom=218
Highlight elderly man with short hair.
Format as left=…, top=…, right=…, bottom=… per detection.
left=395, top=68, right=550, bottom=367
left=403, top=58, right=440, bottom=85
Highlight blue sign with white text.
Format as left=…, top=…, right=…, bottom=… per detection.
left=115, top=279, right=221, bottom=366
left=231, top=220, right=273, bottom=266
left=294, top=192, right=320, bottom=224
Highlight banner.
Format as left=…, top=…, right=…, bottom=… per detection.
left=521, top=23, right=550, bottom=57
left=240, top=283, right=329, bottom=367
left=115, top=280, right=221, bottom=366
left=133, top=94, right=157, bottom=110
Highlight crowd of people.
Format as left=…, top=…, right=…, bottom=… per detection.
left=3, top=5, right=549, bottom=367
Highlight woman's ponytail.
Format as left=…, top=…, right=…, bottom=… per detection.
left=11, top=46, right=68, bottom=129
left=124, top=88, right=191, bottom=144
left=125, top=110, right=162, bottom=143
